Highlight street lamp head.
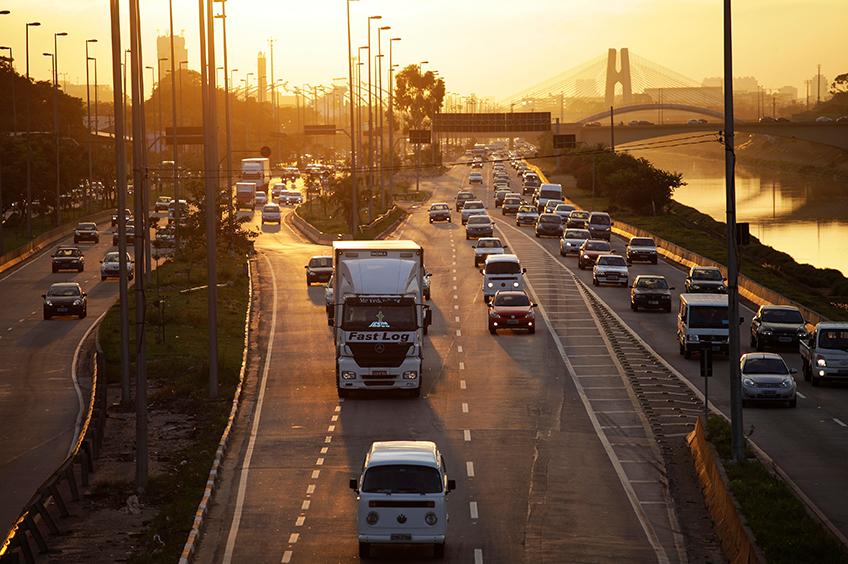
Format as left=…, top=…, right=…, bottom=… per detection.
left=86, top=39, right=98, bottom=44
left=369, top=15, right=382, bottom=20
left=55, top=32, right=68, bottom=37
left=42, top=52, right=52, bottom=57
left=391, top=37, right=401, bottom=42
left=27, top=22, right=41, bottom=27
left=1, top=11, right=11, bottom=15
left=420, top=60, right=429, bottom=65
left=232, top=68, right=238, bottom=72
left=380, top=25, right=391, bottom=30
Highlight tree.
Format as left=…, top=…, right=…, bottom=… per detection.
left=831, top=72, right=848, bottom=94
left=394, top=65, right=445, bottom=129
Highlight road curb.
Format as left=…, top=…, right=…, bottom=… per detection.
left=178, top=257, right=255, bottom=564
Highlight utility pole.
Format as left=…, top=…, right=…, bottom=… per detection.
left=169, top=0, right=181, bottom=246
left=129, top=0, right=148, bottom=492
left=216, top=0, right=233, bottom=228
left=817, top=64, right=821, bottom=104
left=25, top=21, right=41, bottom=240
left=86, top=39, right=97, bottom=213
left=367, top=15, right=381, bottom=214
left=723, top=0, right=744, bottom=464
left=609, top=106, right=615, bottom=151
left=377, top=25, right=389, bottom=209
left=388, top=37, right=400, bottom=198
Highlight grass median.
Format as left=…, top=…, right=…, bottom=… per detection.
left=297, top=196, right=409, bottom=239
left=706, top=416, right=848, bottom=563
left=98, top=246, right=249, bottom=563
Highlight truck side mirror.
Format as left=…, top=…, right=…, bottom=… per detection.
left=447, top=479, right=456, bottom=492
left=522, top=268, right=527, bottom=273
left=349, top=478, right=358, bottom=491
left=425, top=306, right=433, bottom=326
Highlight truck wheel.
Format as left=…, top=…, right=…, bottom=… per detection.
left=358, top=542, right=370, bottom=558
left=410, top=386, right=421, bottom=398
left=433, top=543, right=445, bottom=558
left=423, top=323, right=429, bottom=336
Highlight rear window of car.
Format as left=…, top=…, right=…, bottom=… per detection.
left=597, top=256, right=627, bottom=266
left=539, top=214, right=560, bottom=223
left=464, top=202, right=484, bottom=209
left=630, top=237, right=655, bottom=247
left=477, top=239, right=501, bottom=248
left=540, top=188, right=562, bottom=199
left=431, top=204, right=449, bottom=210
left=457, top=193, right=473, bottom=200
left=309, top=257, right=333, bottom=268
left=565, top=229, right=590, bottom=239
left=467, top=216, right=490, bottom=225
left=263, top=205, right=278, bottom=212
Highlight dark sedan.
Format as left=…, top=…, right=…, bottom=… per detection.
left=566, top=210, right=590, bottom=229
left=502, top=197, right=522, bottom=216
left=534, top=213, right=563, bottom=238
left=113, top=224, right=137, bottom=246
left=750, top=305, right=808, bottom=351
left=51, top=246, right=85, bottom=273
left=630, top=275, right=673, bottom=312
left=73, top=222, right=100, bottom=244
left=43, top=282, right=87, bottom=320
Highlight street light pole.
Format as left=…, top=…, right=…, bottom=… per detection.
left=367, top=15, right=381, bottom=215
left=346, top=0, right=359, bottom=236
left=86, top=39, right=98, bottom=213
left=388, top=38, right=400, bottom=197
left=157, top=57, right=167, bottom=160
left=24, top=22, right=41, bottom=239
left=50, top=30, right=68, bottom=227
left=214, top=0, right=233, bottom=227
left=168, top=0, right=181, bottom=246
left=377, top=25, right=389, bottom=210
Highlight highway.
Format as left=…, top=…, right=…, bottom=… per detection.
left=193, top=169, right=708, bottom=563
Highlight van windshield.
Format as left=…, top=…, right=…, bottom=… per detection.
left=819, top=330, right=848, bottom=350
left=590, top=214, right=611, bottom=226
left=539, top=188, right=561, bottom=199
left=362, top=465, right=443, bottom=494
left=485, top=262, right=521, bottom=275
left=689, top=306, right=729, bottom=329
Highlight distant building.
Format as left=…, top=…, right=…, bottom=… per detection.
left=156, top=34, right=188, bottom=73
left=733, top=76, right=760, bottom=93
left=62, top=83, right=114, bottom=104
left=258, top=52, right=267, bottom=103
left=806, top=73, right=831, bottom=102
left=701, top=77, right=722, bottom=88
left=778, top=85, right=798, bottom=101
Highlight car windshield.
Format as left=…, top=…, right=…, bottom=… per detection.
left=341, top=304, right=417, bottom=331
left=519, top=206, right=536, bottom=214
left=263, top=205, right=278, bottom=212
left=565, top=229, right=590, bottom=239
left=636, top=277, right=669, bottom=289
left=555, top=205, right=574, bottom=212
left=361, top=465, right=442, bottom=494
left=55, top=248, right=79, bottom=257
left=585, top=242, right=611, bottom=251
left=464, top=202, right=484, bottom=209
left=540, top=215, right=560, bottom=223
left=693, top=268, right=723, bottom=281
left=743, top=357, right=789, bottom=375
left=309, top=257, right=332, bottom=268
left=761, top=309, right=804, bottom=324
left=689, top=306, right=729, bottom=329
left=477, top=239, right=502, bottom=249
left=504, top=197, right=520, bottom=203
left=457, top=193, right=473, bottom=200
left=104, top=252, right=126, bottom=263
left=598, top=256, right=627, bottom=266
left=431, top=204, right=448, bottom=210
left=570, top=211, right=589, bottom=219
left=494, top=293, right=530, bottom=307
left=77, top=223, right=97, bottom=230
left=590, top=214, right=611, bottom=226
left=819, top=330, right=848, bottom=350
left=468, top=216, right=490, bottom=225
left=631, top=238, right=655, bottom=247
left=48, top=285, right=80, bottom=297
left=485, top=261, right=521, bottom=275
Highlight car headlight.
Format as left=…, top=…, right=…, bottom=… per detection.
left=780, top=378, right=794, bottom=388
left=797, top=329, right=808, bottom=337
left=366, top=511, right=379, bottom=525
left=513, top=282, right=520, bottom=287
left=816, top=357, right=826, bottom=367
left=487, top=282, right=494, bottom=288
left=489, top=310, right=499, bottom=318
left=45, top=300, right=53, bottom=306
left=761, top=328, right=773, bottom=335
left=73, top=299, right=82, bottom=306
left=689, top=334, right=700, bottom=342
left=690, top=284, right=700, bottom=290
left=425, top=512, right=438, bottom=526
left=743, top=378, right=756, bottom=387
left=341, top=371, right=356, bottom=380
left=402, top=371, right=418, bottom=380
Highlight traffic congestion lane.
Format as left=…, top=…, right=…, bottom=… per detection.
left=497, top=161, right=848, bottom=537
left=0, top=218, right=138, bottom=534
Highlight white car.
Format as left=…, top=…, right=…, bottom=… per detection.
left=740, top=352, right=797, bottom=408
left=468, top=171, right=483, bottom=184
left=553, top=203, right=576, bottom=222
left=100, top=251, right=134, bottom=281
left=560, top=228, right=590, bottom=256
left=592, top=254, right=629, bottom=287
left=279, top=190, right=303, bottom=206
left=350, top=441, right=455, bottom=559
left=261, top=203, right=281, bottom=224
left=473, top=237, right=507, bottom=266
left=460, top=200, right=486, bottom=224
left=254, top=191, right=268, bottom=206
left=515, top=204, right=539, bottom=226
left=270, top=183, right=286, bottom=201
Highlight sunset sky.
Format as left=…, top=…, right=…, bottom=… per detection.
left=1, top=0, right=845, bottom=101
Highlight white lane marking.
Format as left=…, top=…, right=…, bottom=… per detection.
left=320, top=447, right=328, bottom=454
left=453, top=294, right=458, bottom=300
left=307, top=484, right=316, bottom=495
left=466, top=461, right=475, bottom=477
left=834, top=418, right=848, bottom=428
left=457, top=345, right=463, bottom=353
left=454, top=305, right=459, bottom=310
left=301, top=500, right=311, bottom=511
left=460, top=379, right=467, bottom=389
left=330, top=414, right=338, bottom=422
left=474, top=548, right=483, bottom=564
left=456, top=329, right=462, bottom=337
left=455, top=316, right=461, bottom=322
left=469, top=501, right=479, bottom=519
left=464, top=429, right=471, bottom=442
left=288, top=533, right=299, bottom=544
left=334, top=405, right=341, bottom=412
left=324, top=435, right=332, bottom=444
left=327, top=425, right=335, bottom=432
left=796, top=392, right=806, bottom=399
left=223, top=254, right=279, bottom=564
left=453, top=276, right=457, bottom=281
left=316, top=457, right=324, bottom=466
left=295, top=516, right=305, bottom=527
left=462, top=403, right=469, bottom=413
left=453, top=285, right=457, bottom=291
left=281, top=550, right=293, bottom=563
left=311, top=470, right=320, bottom=479
left=459, top=361, right=465, bottom=370
left=68, top=306, right=112, bottom=457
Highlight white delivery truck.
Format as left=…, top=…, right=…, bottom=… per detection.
left=241, top=157, right=271, bottom=191
left=235, top=182, right=257, bottom=210
left=332, top=241, right=432, bottom=398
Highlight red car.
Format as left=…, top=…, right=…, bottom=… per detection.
left=488, top=291, right=538, bottom=335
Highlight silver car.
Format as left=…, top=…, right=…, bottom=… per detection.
left=460, top=201, right=486, bottom=224
left=740, top=353, right=797, bottom=408
left=559, top=228, right=590, bottom=256
left=515, top=204, right=539, bottom=227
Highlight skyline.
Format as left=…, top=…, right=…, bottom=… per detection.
left=0, top=0, right=845, bottom=103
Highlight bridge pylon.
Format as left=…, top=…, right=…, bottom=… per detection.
left=605, top=48, right=633, bottom=107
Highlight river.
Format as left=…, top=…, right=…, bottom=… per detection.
left=628, top=143, right=848, bottom=276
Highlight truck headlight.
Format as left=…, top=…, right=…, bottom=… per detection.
left=816, top=357, right=826, bottom=367
left=341, top=371, right=356, bottom=380
left=366, top=511, right=379, bottom=525
left=689, top=334, right=699, bottom=342
left=402, top=371, right=418, bottom=380
left=425, top=512, right=438, bottom=526
left=743, top=378, right=756, bottom=387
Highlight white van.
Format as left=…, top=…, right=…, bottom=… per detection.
left=481, top=254, right=526, bottom=302
left=677, top=293, right=731, bottom=359
left=535, top=183, right=564, bottom=213
left=350, top=441, right=455, bottom=558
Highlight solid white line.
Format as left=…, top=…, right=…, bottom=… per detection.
left=796, top=392, right=806, bottom=399
left=834, top=418, right=848, bottom=428
left=464, top=429, right=471, bottom=442
left=223, top=254, right=279, bottom=564
left=469, top=501, right=479, bottom=519
left=474, top=548, right=483, bottom=564
left=462, top=402, right=469, bottom=413
left=67, top=307, right=112, bottom=457
left=466, top=461, right=475, bottom=477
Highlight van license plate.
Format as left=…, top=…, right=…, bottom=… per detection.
left=391, top=534, right=412, bottom=541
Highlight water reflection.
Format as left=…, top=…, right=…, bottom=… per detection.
left=630, top=148, right=848, bottom=276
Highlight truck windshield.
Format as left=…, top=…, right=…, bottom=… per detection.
left=341, top=304, right=417, bottom=331
left=689, top=306, right=729, bottom=329
left=819, top=330, right=848, bottom=350
left=362, top=465, right=442, bottom=494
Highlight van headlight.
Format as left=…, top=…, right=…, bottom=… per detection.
left=366, top=511, right=379, bottom=525
left=816, top=357, right=826, bottom=367
left=688, top=334, right=699, bottom=342
left=425, top=512, right=438, bottom=526
left=513, top=282, right=520, bottom=287
left=487, top=282, right=494, bottom=288
left=341, top=371, right=356, bottom=380
left=402, top=371, right=418, bottom=380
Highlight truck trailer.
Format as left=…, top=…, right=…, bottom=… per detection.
left=241, top=157, right=271, bottom=191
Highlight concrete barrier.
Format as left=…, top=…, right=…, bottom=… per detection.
left=289, top=205, right=404, bottom=244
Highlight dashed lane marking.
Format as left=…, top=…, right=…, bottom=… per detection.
left=301, top=500, right=310, bottom=511
left=457, top=345, right=463, bottom=353
left=455, top=316, right=461, bottom=322
left=464, top=429, right=471, bottom=442
left=462, top=403, right=469, bottom=413
left=460, top=380, right=467, bottom=389
left=281, top=550, right=292, bottom=563
left=311, top=470, right=320, bottom=479
left=469, top=501, right=479, bottom=519
left=466, top=461, right=475, bottom=477
left=306, top=484, right=316, bottom=495
left=835, top=418, right=848, bottom=428
left=459, top=361, right=465, bottom=370
left=474, top=548, right=484, bottom=564
left=288, top=533, right=299, bottom=544
left=295, top=516, right=305, bottom=527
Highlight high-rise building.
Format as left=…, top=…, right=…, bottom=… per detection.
left=807, top=72, right=831, bottom=103
left=258, top=52, right=267, bottom=103
left=156, top=34, right=188, bottom=73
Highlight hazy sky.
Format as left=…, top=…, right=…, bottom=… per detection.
left=1, top=0, right=845, bottom=101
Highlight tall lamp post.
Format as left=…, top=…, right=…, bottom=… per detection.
left=366, top=15, right=381, bottom=207
left=346, top=0, right=360, bottom=236
left=168, top=0, right=182, bottom=245
left=388, top=37, right=400, bottom=195
left=85, top=39, right=98, bottom=212
left=24, top=21, right=41, bottom=238
left=157, top=57, right=167, bottom=159
left=50, top=30, right=68, bottom=226
left=377, top=25, right=390, bottom=209
left=357, top=46, right=367, bottom=171
left=215, top=0, right=234, bottom=225
left=0, top=24, right=11, bottom=256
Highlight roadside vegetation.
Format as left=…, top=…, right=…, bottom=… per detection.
left=98, top=209, right=253, bottom=562
left=706, top=416, right=848, bottom=563
left=541, top=157, right=848, bottom=320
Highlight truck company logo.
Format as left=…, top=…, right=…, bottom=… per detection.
left=348, top=331, right=412, bottom=343
left=369, top=310, right=391, bottom=328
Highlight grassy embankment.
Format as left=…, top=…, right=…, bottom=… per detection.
left=706, top=416, right=848, bottom=564
left=296, top=195, right=413, bottom=239
left=544, top=170, right=848, bottom=321
left=98, top=249, right=249, bottom=563
left=2, top=204, right=111, bottom=256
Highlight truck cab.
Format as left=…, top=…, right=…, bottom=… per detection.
left=236, top=182, right=256, bottom=210
left=800, top=322, right=848, bottom=386
left=350, top=441, right=455, bottom=559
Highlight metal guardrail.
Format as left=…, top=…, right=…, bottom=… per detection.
left=0, top=339, right=107, bottom=563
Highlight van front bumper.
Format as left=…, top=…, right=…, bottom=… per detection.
left=358, top=532, right=445, bottom=544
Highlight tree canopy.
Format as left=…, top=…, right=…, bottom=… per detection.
left=393, top=65, right=445, bottom=129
